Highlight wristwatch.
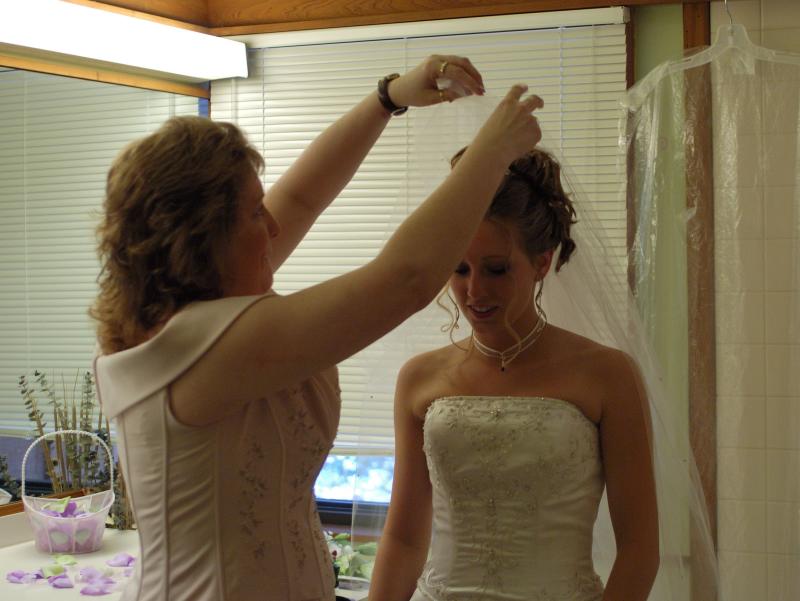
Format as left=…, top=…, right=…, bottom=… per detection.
left=377, top=73, right=408, bottom=116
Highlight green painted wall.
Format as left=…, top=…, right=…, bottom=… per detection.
left=634, top=4, right=685, bottom=83
left=631, top=4, right=690, bottom=435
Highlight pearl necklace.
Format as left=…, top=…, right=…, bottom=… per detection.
left=472, top=315, right=547, bottom=371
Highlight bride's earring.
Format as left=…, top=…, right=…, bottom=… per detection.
left=534, top=279, right=547, bottom=324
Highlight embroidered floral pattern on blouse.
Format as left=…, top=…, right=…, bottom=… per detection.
left=238, top=439, right=268, bottom=561
left=286, top=518, right=307, bottom=569
left=279, top=384, right=333, bottom=571
left=312, top=512, right=335, bottom=588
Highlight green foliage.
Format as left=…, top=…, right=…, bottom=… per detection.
left=325, top=531, right=377, bottom=580
left=15, top=369, right=134, bottom=529
left=18, top=370, right=108, bottom=493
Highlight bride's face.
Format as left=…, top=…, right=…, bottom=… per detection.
left=449, top=219, right=542, bottom=342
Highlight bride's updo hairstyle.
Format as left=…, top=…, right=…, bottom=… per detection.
left=450, top=146, right=577, bottom=270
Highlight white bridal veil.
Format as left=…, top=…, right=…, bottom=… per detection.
left=359, top=92, right=721, bottom=600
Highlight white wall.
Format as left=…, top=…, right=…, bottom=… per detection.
left=710, top=3, right=800, bottom=601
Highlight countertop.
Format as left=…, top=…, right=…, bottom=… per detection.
left=1, top=512, right=368, bottom=600
left=0, top=512, right=138, bottom=599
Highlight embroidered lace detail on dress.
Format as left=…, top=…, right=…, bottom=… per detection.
left=417, top=565, right=603, bottom=601
left=417, top=396, right=604, bottom=601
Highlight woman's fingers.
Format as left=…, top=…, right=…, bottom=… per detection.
left=504, top=83, right=529, bottom=103
left=521, top=93, right=544, bottom=112
left=437, top=55, right=485, bottom=95
left=436, top=78, right=473, bottom=103
left=393, top=55, right=543, bottom=110
left=469, top=84, right=545, bottom=164
left=390, top=54, right=485, bottom=108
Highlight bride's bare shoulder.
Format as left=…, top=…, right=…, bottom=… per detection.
left=548, top=325, right=626, bottom=361
left=549, top=326, right=646, bottom=408
left=397, top=343, right=468, bottom=418
left=402, top=339, right=468, bottom=372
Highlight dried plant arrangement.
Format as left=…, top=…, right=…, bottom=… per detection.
left=8, top=369, right=135, bottom=530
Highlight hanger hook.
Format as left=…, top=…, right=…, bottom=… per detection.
left=724, top=0, right=734, bottom=26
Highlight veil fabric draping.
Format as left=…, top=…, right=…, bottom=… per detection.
left=355, top=89, right=721, bottom=600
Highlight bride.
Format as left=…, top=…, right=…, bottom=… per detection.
left=367, top=146, right=659, bottom=601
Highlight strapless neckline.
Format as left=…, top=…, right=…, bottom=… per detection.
left=427, top=395, right=597, bottom=428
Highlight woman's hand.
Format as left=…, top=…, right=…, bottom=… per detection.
left=469, top=84, right=544, bottom=169
left=388, top=55, right=485, bottom=108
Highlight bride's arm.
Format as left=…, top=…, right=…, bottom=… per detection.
left=368, top=357, right=433, bottom=601
left=599, top=351, right=660, bottom=601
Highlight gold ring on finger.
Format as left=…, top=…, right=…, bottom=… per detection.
left=438, top=89, right=446, bottom=103
left=438, top=60, right=448, bottom=75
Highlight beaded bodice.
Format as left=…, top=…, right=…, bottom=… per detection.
left=414, top=396, right=605, bottom=601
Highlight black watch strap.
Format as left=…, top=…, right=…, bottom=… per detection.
left=377, top=73, right=408, bottom=116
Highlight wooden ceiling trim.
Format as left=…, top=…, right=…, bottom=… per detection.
left=86, top=1, right=709, bottom=32
left=211, top=0, right=600, bottom=29
left=210, top=4, right=579, bottom=37
left=76, top=0, right=211, bottom=28
left=211, top=1, right=707, bottom=34
left=209, top=0, right=709, bottom=29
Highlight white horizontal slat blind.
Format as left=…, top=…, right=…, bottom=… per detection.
left=212, top=11, right=628, bottom=453
left=0, top=70, right=199, bottom=433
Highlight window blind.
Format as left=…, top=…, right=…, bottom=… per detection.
left=0, top=70, right=198, bottom=434
left=212, top=9, right=629, bottom=454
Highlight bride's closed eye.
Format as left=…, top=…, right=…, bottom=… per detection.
left=486, top=264, right=508, bottom=275
left=453, top=263, right=509, bottom=276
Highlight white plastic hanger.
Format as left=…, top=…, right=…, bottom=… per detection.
left=623, top=0, right=800, bottom=109
left=674, top=0, right=800, bottom=71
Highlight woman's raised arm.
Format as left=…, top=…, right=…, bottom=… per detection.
left=264, top=55, right=485, bottom=270
left=170, top=85, right=544, bottom=426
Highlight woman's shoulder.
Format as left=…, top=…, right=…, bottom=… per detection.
left=399, top=342, right=466, bottom=380
left=166, top=293, right=275, bottom=342
left=96, top=293, right=274, bottom=418
left=544, top=325, right=641, bottom=398
left=549, top=326, right=645, bottom=415
left=396, top=344, right=466, bottom=419
left=547, top=324, right=630, bottom=365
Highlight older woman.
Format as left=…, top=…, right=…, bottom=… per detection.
left=92, top=55, right=543, bottom=601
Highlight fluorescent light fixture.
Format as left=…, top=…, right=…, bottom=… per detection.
left=0, top=0, right=247, bottom=81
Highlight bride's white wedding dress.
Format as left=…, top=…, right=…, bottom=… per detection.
left=411, top=396, right=605, bottom=601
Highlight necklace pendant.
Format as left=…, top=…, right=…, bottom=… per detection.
left=471, top=314, right=547, bottom=373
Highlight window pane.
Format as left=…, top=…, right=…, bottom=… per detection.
left=315, top=455, right=394, bottom=503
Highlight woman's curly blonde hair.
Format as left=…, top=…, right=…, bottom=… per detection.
left=91, top=116, right=264, bottom=354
